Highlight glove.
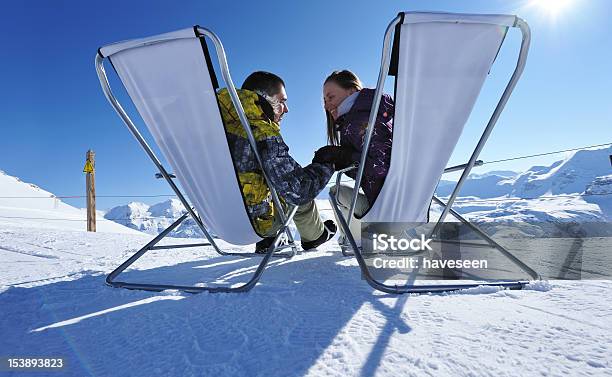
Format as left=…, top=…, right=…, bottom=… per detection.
left=313, top=145, right=356, bottom=171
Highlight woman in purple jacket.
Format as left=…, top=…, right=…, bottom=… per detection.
left=313, top=70, right=394, bottom=245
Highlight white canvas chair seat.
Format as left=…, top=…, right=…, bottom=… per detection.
left=363, top=13, right=515, bottom=223
left=332, top=11, right=540, bottom=293
left=100, top=27, right=259, bottom=245
left=96, top=26, right=297, bottom=293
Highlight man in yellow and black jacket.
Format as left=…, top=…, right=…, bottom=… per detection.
left=217, top=71, right=336, bottom=253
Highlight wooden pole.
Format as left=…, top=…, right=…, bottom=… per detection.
left=84, top=150, right=96, bottom=232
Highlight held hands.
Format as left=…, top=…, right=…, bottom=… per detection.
left=313, top=145, right=356, bottom=171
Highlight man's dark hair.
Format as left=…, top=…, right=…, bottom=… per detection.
left=241, top=71, right=285, bottom=96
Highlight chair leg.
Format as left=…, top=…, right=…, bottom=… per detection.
left=106, top=207, right=299, bottom=293
left=431, top=196, right=540, bottom=280
left=329, top=193, right=533, bottom=294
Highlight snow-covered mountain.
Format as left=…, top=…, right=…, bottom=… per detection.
left=106, top=147, right=611, bottom=236
left=401, top=147, right=609, bottom=224
left=104, top=198, right=334, bottom=240
left=104, top=198, right=203, bottom=238
left=468, top=170, right=517, bottom=179
left=505, top=146, right=611, bottom=197
left=437, top=173, right=516, bottom=198
left=583, top=174, right=612, bottom=221
left=0, top=169, right=141, bottom=234
left=436, top=146, right=611, bottom=199
left=431, top=146, right=612, bottom=223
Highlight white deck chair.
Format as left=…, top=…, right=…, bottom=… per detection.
left=331, top=11, right=541, bottom=294
left=96, top=26, right=299, bottom=293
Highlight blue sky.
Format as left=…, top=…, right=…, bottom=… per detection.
left=0, top=0, right=610, bottom=210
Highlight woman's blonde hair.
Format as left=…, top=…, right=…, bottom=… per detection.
left=324, top=70, right=363, bottom=145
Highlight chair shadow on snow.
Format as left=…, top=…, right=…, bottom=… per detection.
left=1, top=249, right=419, bottom=377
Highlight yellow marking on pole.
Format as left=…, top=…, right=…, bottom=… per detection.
left=83, top=160, right=94, bottom=173
left=85, top=150, right=96, bottom=232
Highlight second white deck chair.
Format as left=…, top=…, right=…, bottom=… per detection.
left=331, top=11, right=541, bottom=294
left=96, top=26, right=299, bottom=293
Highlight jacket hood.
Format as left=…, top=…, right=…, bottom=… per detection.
left=351, top=88, right=395, bottom=117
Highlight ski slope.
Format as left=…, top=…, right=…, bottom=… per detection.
left=0, top=170, right=142, bottom=234
left=1, top=223, right=610, bottom=377
left=1, top=169, right=611, bottom=376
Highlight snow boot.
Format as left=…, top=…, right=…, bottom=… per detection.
left=301, top=220, right=337, bottom=250
left=255, top=237, right=276, bottom=254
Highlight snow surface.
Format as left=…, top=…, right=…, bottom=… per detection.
left=1, top=149, right=611, bottom=376
left=0, top=170, right=142, bottom=234
left=449, top=194, right=606, bottom=223
left=1, top=224, right=611, bottom=376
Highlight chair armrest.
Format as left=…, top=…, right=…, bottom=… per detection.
left=443, top=160, right=483, bottom=174
left=155, top=173, right=176, bottom=179
left=334, top=164, right=358, bottom=191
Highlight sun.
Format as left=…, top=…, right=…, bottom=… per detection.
left=527, top=0, right=575, bottom=19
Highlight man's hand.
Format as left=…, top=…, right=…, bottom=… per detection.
left=313, top=145, right=356, bottom=171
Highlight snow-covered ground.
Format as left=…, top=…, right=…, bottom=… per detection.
left=1, top=222, right=611, bottom=376
left=0, top=170, right=141, bottom=234
left=2, top=149, right=612, bottom=376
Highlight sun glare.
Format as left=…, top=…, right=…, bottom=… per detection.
left=527, top=0, right=574, bottom=20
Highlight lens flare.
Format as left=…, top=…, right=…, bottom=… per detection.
left=527, top=0, right=574, bottom=20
